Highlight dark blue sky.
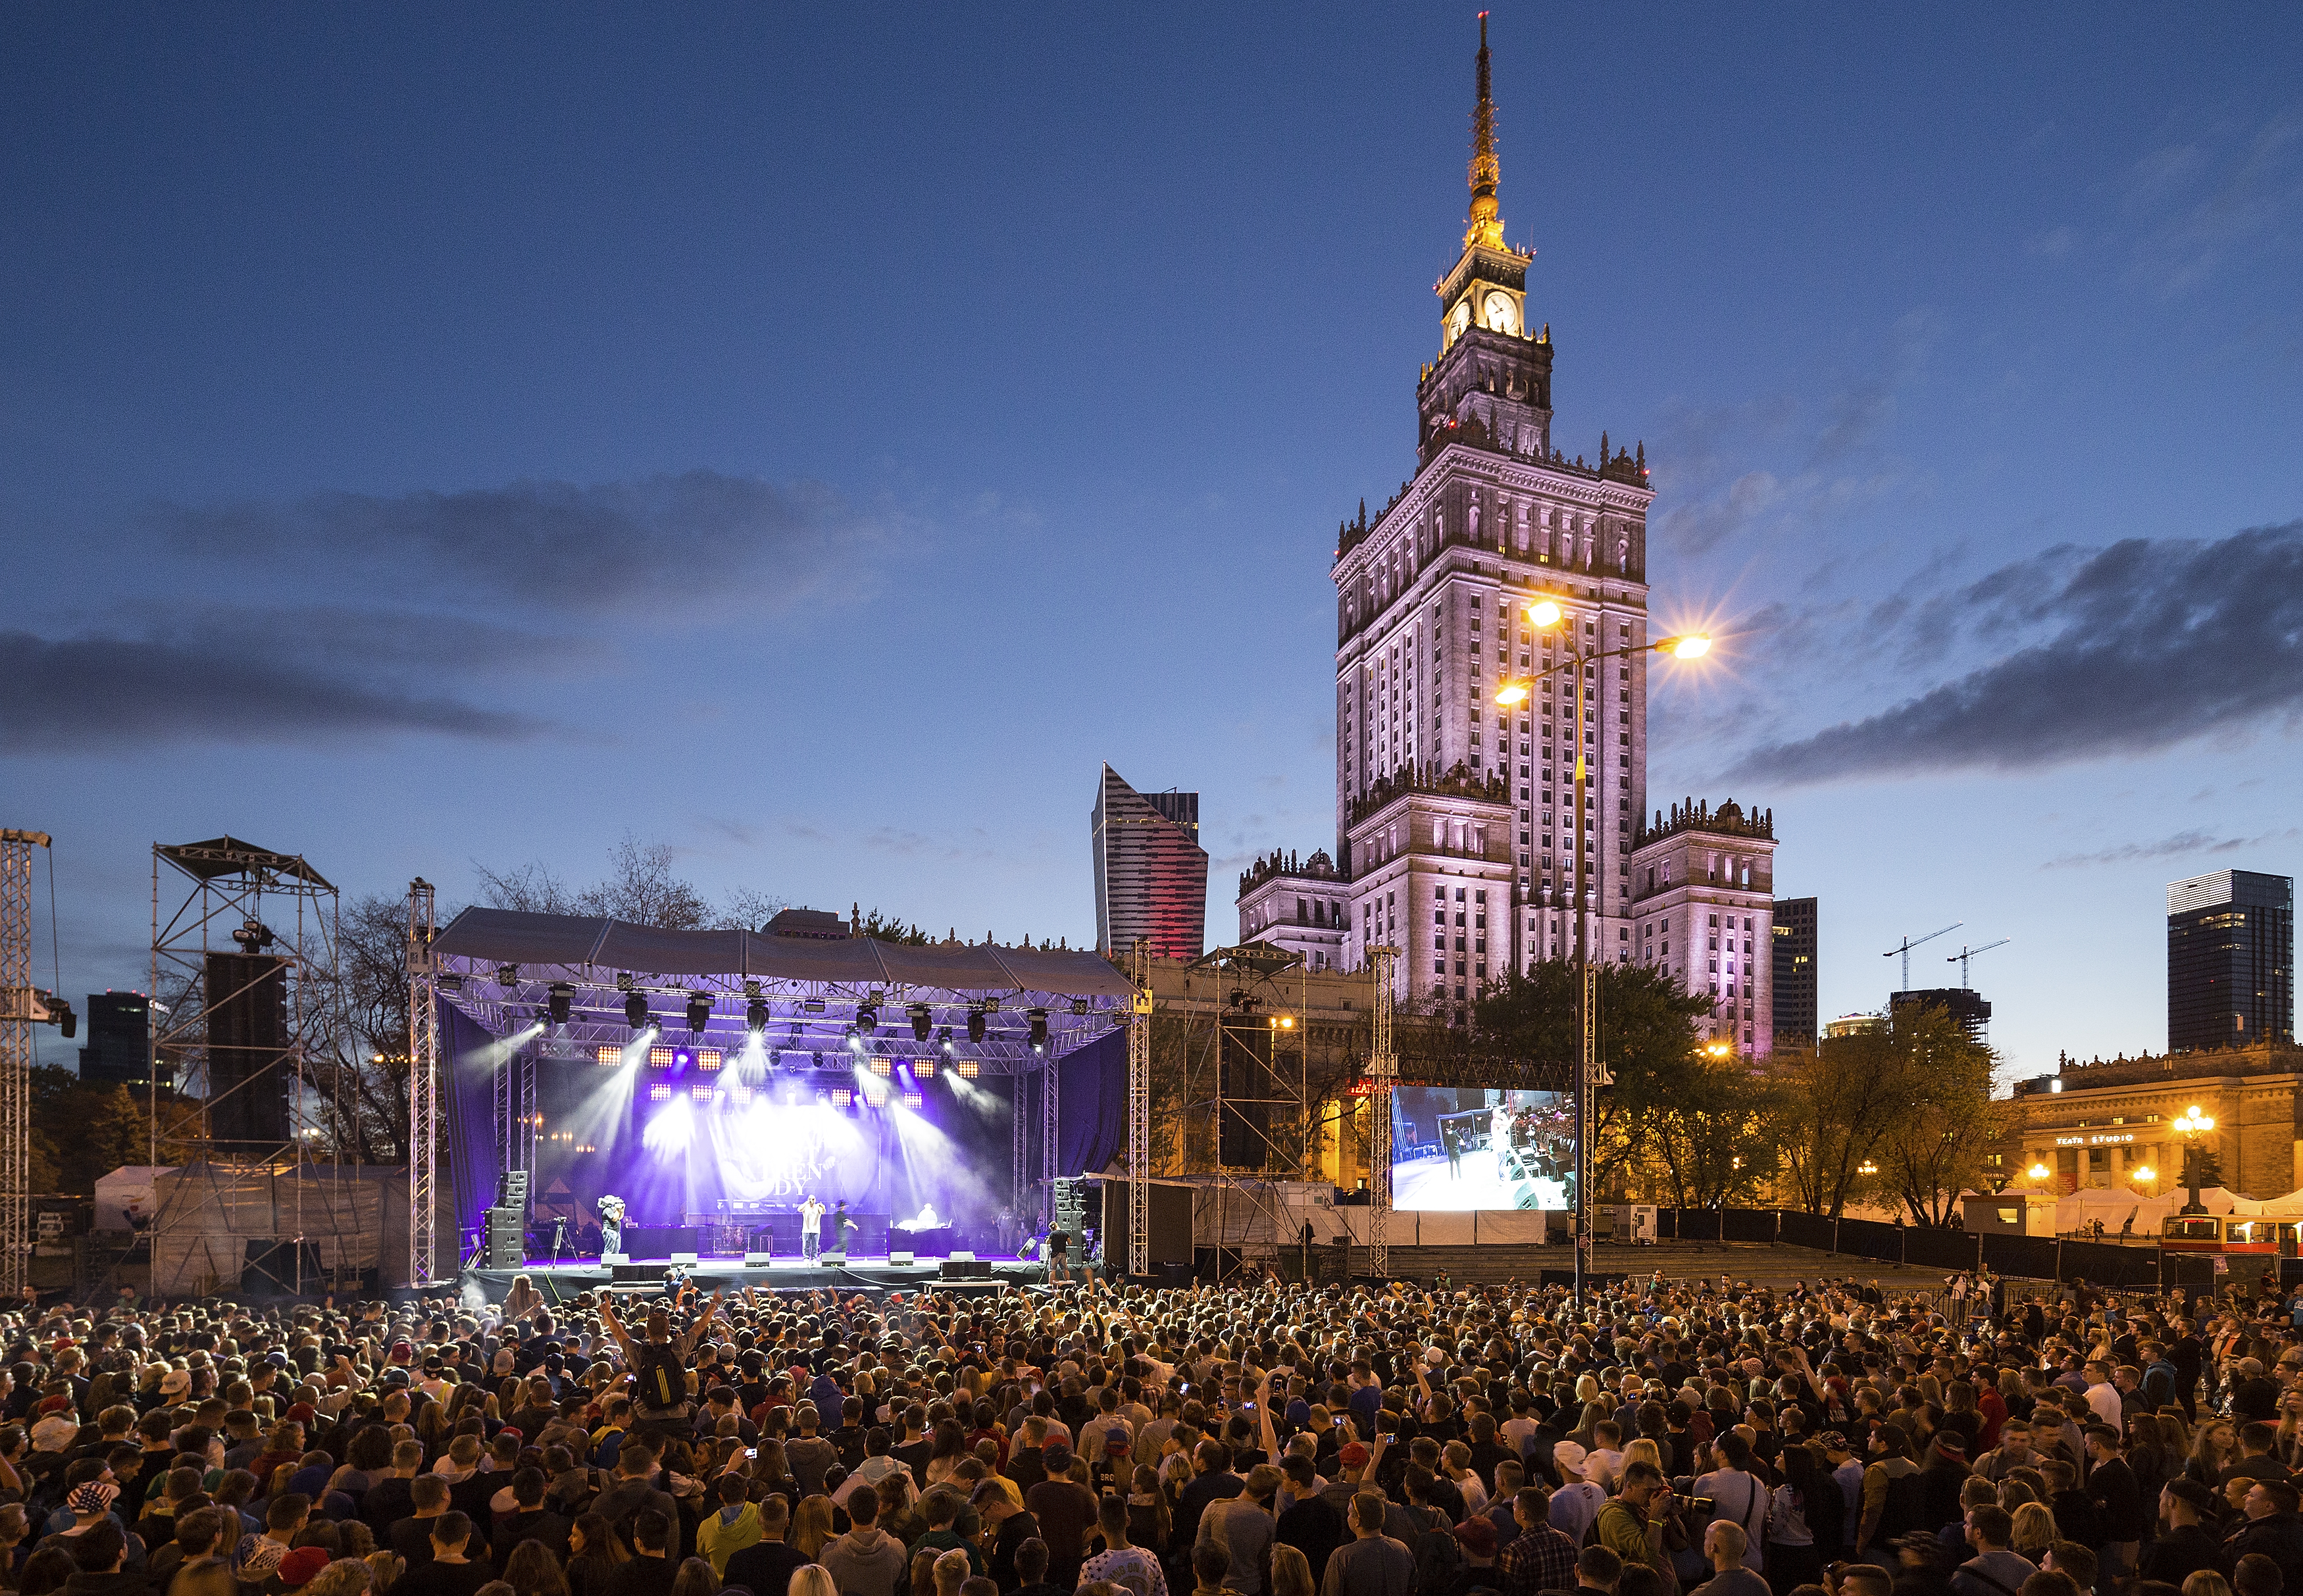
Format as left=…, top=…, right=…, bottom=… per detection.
left=6, top=2, right=2300, bottom=1076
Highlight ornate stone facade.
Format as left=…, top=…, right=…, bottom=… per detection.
left=1325, top=22, right=1654, bottom=1017
left=1627, top=799, right=1778, bottom=1055
left=1236, top=849, right=1351, bottom=972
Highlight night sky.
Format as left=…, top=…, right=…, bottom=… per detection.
left=5, top=3, right=2300, bottom=1080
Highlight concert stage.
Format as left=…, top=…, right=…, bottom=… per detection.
left=461, top=1252, right=1046, bottom=1302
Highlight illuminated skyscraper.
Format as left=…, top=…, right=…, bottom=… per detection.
left=1092, top=764, right=1207, bottom=960
left=2167, top=869, right=2292, bottom=1053
left=1330, top=16, right=1654, bottom=1018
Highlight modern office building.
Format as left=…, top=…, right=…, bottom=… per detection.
left=78, top=991, right=157, bottom=1088
left=1627, top=799, right=1778, bottom=1055
left=1890, top=986, right=1993, bottom=1048
left=1771, top=896, right=1817, bottom=1051
left=2167, top=870, right=2293, bottom=1053
left=1092, top=764, right=1208, bottom=960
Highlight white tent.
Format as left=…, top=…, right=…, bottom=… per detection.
left=2054, top=1184, right=2186, bottom=1235
left=2222, top=1186, right=2303, bottom=1218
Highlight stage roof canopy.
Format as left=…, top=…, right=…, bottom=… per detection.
left=432, top=907, right=1134, bottom=997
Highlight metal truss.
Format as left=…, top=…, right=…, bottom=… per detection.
left=406, top=882, right=441, bottom=1287
left=148, top=838, right=349, bottom=1299
left=0, top=831, right=50, bottom=1301
left=1176, top=943, right=1317, bottom=1284
left=1125, top=939, right=1150, bottom=1279
left=1369, top=945, right=1397, bottom=1279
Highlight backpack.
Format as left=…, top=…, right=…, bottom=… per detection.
left=630, top=1342, right=687, bottom=1412
left=1409, top=1509, right=1462, bottom=1596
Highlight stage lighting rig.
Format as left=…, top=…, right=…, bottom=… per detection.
left=746, top=999, right=770, bottom=1032
left=855, top=1001, right=878, bottom=1034
left=909, top=1003, right=932, bottom=1041
left=1027, top=1008, right=1049, bottom=1051
left=686, top=991, right=712, bottom=1034
left=624, top=993, right=650, bottom=1030
left=937, top=1025, right=953, bottom=1051
left=547, top=982, right=573, bottom=1024
left=498, top=963, right=520, bottom=989
left=967, top=1007, right=986, bottom=1045
left=801, top=997, right=825, bottom=1014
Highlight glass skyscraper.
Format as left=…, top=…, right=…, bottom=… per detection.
left=2167, top=869, right=2293, bottom=1053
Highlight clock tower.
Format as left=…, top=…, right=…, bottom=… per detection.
left=1329, top=12, right=1656, bottom=1021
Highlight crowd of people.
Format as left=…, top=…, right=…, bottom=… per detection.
left=0, top=1263, right=2298, bottom=1596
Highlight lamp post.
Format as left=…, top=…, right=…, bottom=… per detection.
left=2173, top=1105, right=2215, bottom=1214
left=1497, top=608, right=1710, bottom=1309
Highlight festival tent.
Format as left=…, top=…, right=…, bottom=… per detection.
left=2054, top=1184, right=2185, bottom=1235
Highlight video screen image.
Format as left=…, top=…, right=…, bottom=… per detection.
left=1389, top=1085, right=1575, bottom=1210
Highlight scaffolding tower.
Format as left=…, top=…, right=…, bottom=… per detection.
left=0, top=830, right=61, bottom=1301
left=406, top=880, right=442, bottom=1287
left=1177, top=943, right=1316, bottom=1281
left=1125, top=938, right=1151, bottom=1279
left=149, top=837, right=349, bottom=1296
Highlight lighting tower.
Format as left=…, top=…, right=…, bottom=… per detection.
left=1367, top=945, right=1397, bottom=1279
left=0, top=830, right=65, bottom=1302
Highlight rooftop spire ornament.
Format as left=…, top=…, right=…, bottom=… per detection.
left=1465, top=12, right=1505, bottom=251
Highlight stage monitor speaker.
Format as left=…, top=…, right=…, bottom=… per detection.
left=889, top=1251, right=915, bottom=1265
left=822, top=1251, right=847, bottom=1264
left=484, top=1207, right=523, bottom=1269
left=939, top=1259, right=991, bottom=1280
left=203, top=952, right=290, bottom=1151
left=742, top=1251, right=772, bottom=1265
left=609, top=1263, right=663, bottom=1282
left=497, top=1170, right=530, bottom=1209
left=601, top=1253, right=628, bottom=1264
left=670, top=1251, right=698, bottom=1264
left=948, top=1250, right=976, bottom=1262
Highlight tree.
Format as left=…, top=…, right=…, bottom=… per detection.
left=1644, top=1056, right=1781, bottom=1209
left=1765, top=1036, right=1911, bottom=1217
left=1469, top=959, right=1714, bottom=1193
left=857, top=909, right=932, bottom=946
left=474, top=831, right=781, bottom=931
left=1875, top=1005, right=2010, bottom=1225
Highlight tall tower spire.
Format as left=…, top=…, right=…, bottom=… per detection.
left=1465, top=11, right=1504, bottom=251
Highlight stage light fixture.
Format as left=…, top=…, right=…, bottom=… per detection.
left=686, top=992, right=712, bottom=1033
left=955, top=1057, right=978, bottom=1079
left=870, top=1057, right=892, bottom=1077
left=902, top=1089, right=921, bottom=1109
left=594, top=1046, right=620, bottom=1066
left=498, top=963, right=520, bottom=989
left=913, top=1056, right=935, bottom=1079
left=909, top=1004, right=932, bottom=1041
left=967, top=1007, right=986, bottom=1044
left=624, top=993, right=650, bottom=1030
left=1028, top=1009, right=1050, bottom=1049
left=846, top=1026, right=863, bottom=1053
left=547, top=982, right=573, bottom=1024
left=856, top=1002, right=878, bottom=1034
left=746, top=999, right=770, bottom=1032
left=1070, top=998, right=1090, bottom=1014
left=937, top=1025, right=953, bottom=1051
left=801, top=997, right=825, bottom=1014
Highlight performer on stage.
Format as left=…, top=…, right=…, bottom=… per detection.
left=800, top=1193, right=825, bottom=1262
left=596, top=1194, right=626, bottom=1258
left=833, top=1199, right=857, bottom=1256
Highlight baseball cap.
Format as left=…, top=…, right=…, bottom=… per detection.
left=1454, top=1517, right=1497, bottom=1556
left=159, top=1368, right=191, bottom=1397
left=1551, top=1440, right=1588, bottom=1481
left=67, top=1482, right=119, bottom=1516
left=1340, top=1441, right=1371, bottom=1469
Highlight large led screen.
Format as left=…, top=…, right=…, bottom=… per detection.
left=1389, top=1085, right=1575, bottom=1210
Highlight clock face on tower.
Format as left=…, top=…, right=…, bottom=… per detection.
left=1449, top=301, right=1471, bottom=339
left=1484, top=290, right=1517, bottom=333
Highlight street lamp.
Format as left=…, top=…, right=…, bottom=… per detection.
left=2027, top=1161, right=2052, bottom=1184
left=2173, top=1104, right=2215, bottom=1214
left=1497, top=610, right=1713, bottom=1309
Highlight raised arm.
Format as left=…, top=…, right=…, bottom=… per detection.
left=676, top=1287, right=729, bottom=1356
left=596, top=1295, right=640, bottom=1362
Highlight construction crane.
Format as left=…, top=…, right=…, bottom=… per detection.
left=1947, top=937, right=2011, bottom=988
left=1883, top=922, right=1961, bottom=992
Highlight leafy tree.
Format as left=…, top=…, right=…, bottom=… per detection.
left=1469, top=959, right=1713, bottom=1192
left=1875, top=1005, right=2010, bottom=1225
left=474, top=831, right=781, bottom=930
left=1765, top=1035, right=1912, bottom=1217
left=1645, top=1056, right=1781, bottom=1209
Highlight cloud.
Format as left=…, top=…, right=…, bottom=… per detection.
left=2043, top=827, right=2302, bottom=870
left=0, top=629, right=542, bottom=752
left=2127, top=111, right=2303, bottom=295
left=157, top=469, right=887, bottom=618
left=1727, top=521, right=2303, bottom=785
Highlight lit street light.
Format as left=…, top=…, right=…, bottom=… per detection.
left=1496, top=612, right=1714, bottom=1307
left=2173, top=1104, right=2215, bottom=1214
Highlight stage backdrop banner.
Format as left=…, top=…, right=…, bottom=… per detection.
left=441, top=995, right=504, bottom=1260
left=1056, top=1028, right=1126, bottom=1180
